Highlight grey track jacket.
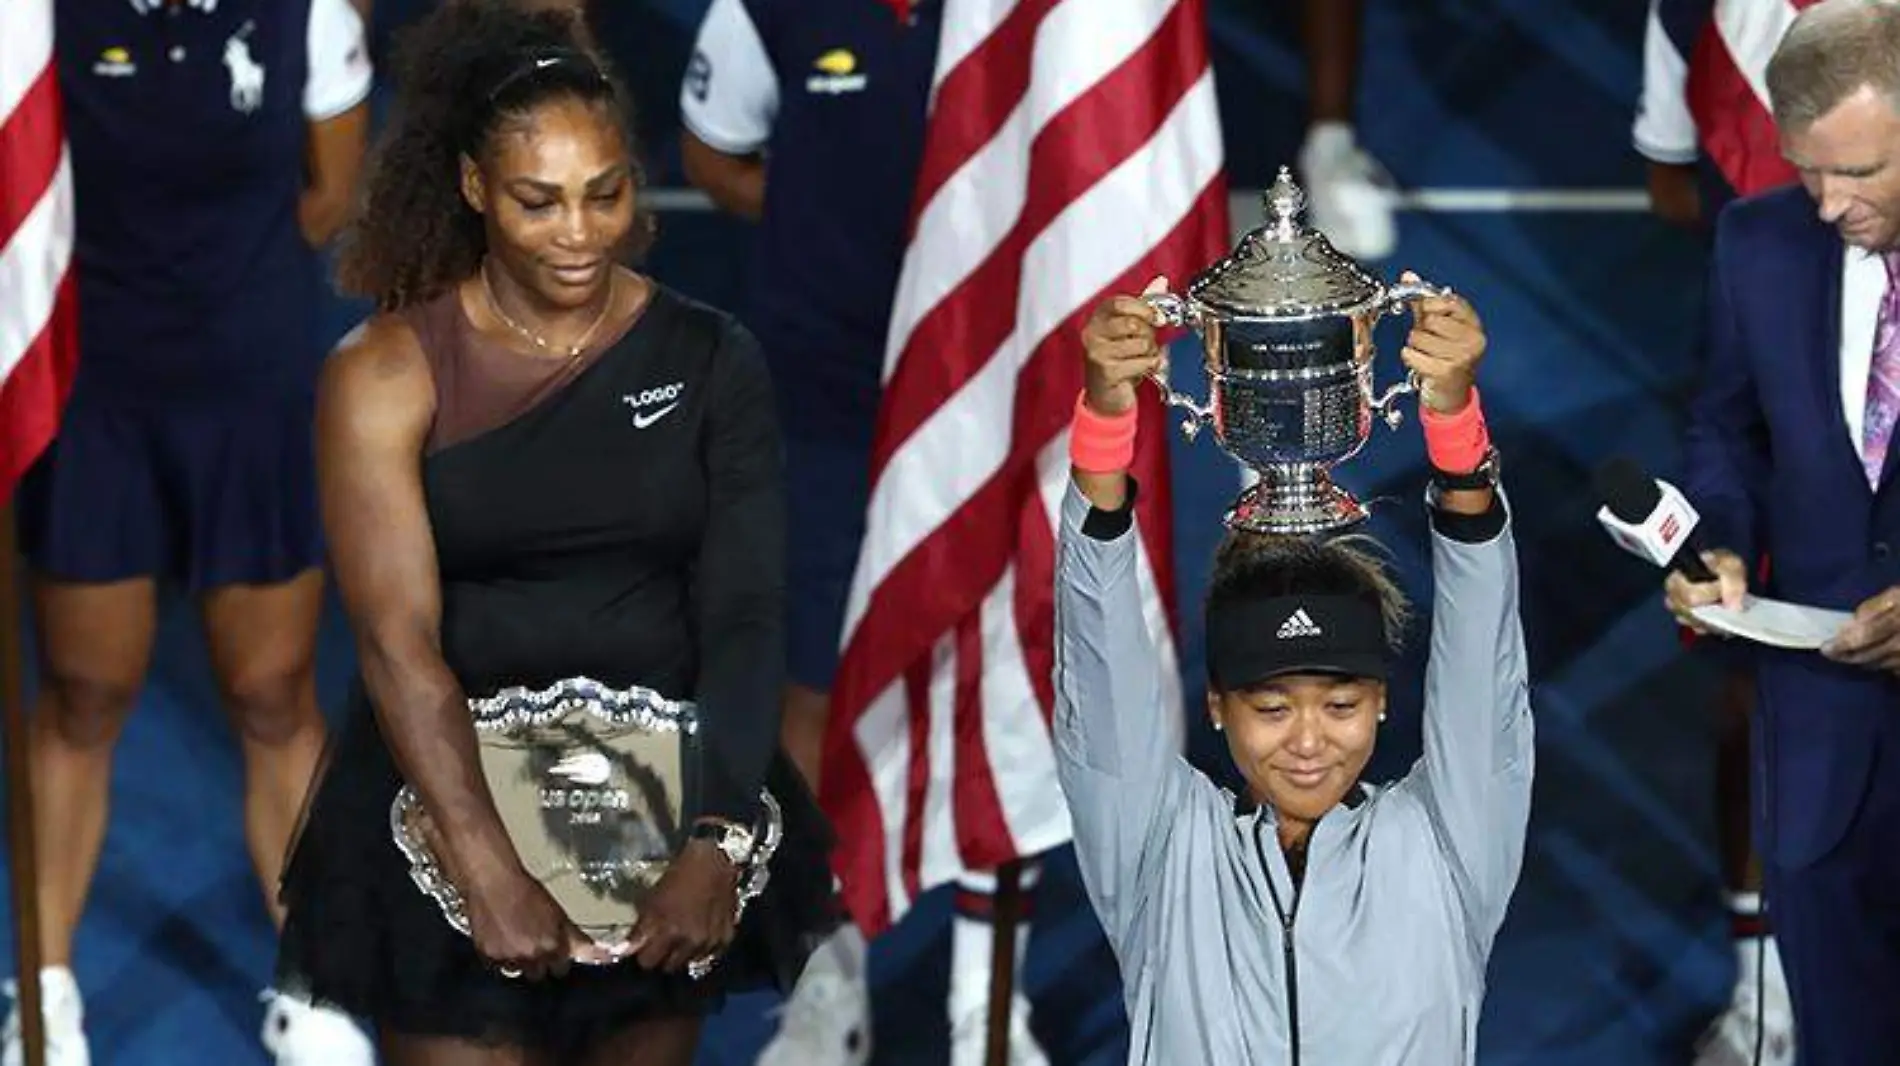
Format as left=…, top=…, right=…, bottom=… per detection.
left=1053, top=482, right=1534, bottom=1066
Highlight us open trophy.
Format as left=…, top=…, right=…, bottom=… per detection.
left=1148, top=166, right=1450, bottom=535
left=389, top=677, right=782, bottom=980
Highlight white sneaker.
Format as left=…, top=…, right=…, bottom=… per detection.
left=2, top=967, right=89, bottom=1066
left=1692, top=936, right=1795, bottom=1066
left=1297, top=123, right=1398, bottom=262
left=259, top=989, right=376, bottom=1066
left=755, top=924, right=872, bottom=1066
left=950, top=995, right=1046, bottom=1066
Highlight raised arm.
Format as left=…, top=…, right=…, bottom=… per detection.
left=1409, top=492, right=1533, bottom=949
left=1392, top=281, right=1533, bottom=948
left=1054, top=284, right=1190, bottom=950
left=317, top=316, right=601, bottom=977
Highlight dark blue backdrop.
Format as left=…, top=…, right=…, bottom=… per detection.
left=2, top=2, right=1733, bottom=1062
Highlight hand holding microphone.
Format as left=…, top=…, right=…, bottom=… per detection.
left=1591, top=457, right=1748, bottom=635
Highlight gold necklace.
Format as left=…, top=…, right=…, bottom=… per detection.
left=481, top=260, right=614, bottom=359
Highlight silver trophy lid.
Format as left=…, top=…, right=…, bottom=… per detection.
left=1189, top=167, right=1382, bottom=317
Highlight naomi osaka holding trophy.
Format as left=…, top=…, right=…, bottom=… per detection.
left=1055, top=180, right=1534, bottom=1063
left=272, top=3, right=835, bottom=1063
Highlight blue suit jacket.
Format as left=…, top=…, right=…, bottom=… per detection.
left=1683, top=185, right=1900, bottom=868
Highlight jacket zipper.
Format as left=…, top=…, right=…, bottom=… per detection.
left=1254, top=820, right=1302, bottom=1066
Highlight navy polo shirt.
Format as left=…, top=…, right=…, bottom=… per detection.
left=54, top=0, right=370, bottom=406
left=682, top=0, right=940, bottom=445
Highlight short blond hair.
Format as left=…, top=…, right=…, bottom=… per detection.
left=1766, top=0, right=1900, bottom=130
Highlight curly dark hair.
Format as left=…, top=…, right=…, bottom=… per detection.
left=1206, top=530, right=1413, bottom=665
left=335, top=0, right=656, bottom=310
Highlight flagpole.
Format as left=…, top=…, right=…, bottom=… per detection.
left=1, top=501, right=45, bottom=1066
left=983, top=859, right=1023, bottom=1066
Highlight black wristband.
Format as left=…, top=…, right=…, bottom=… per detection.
left=1429, top=447, right=1500, bottom=491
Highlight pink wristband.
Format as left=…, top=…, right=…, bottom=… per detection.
left=1419, top=388, right=1490, bottom=474
left=1070, top=391, right=1138, bottom=473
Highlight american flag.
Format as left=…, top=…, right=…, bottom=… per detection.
left=819, top=0, right=1230, bottom=934
left=1643, top=0, right=1818, bottom=197
left=1, top=0, right=79, bottom=497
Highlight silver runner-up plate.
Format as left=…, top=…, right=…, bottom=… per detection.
left=388, top=676, right=780, bottom=980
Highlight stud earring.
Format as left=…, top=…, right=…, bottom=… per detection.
left=1378, top=712, right=1387, bottom=723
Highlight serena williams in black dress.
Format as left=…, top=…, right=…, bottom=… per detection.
left=274, top=4, right=836, bottom=1062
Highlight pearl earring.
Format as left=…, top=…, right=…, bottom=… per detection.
left=1378, top=712, right=1388, bottom=723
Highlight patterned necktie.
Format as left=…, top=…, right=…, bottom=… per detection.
left=1862, top=251, right=1900, bottom=488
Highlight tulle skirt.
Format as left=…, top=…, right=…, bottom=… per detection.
left=275, top=682, right=840, bottom=1054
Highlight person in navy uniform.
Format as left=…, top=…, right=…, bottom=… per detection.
left=679, top=2, right=1049, bottom=1064
left=4, top=2, right=374, bottom=1065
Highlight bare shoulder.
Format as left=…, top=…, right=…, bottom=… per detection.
left=319, top=312, right=435, bottom=437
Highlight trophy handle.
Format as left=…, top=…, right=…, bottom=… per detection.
left=1371, top=279, right=1454, bottom=429
left=1140, top=293, right=1214, bottom=440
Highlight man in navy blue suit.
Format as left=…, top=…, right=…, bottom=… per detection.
left=1667, top=3, right=1900, bottom=1062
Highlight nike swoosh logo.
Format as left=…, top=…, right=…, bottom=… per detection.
left=631, top=402, right=680, bottom=429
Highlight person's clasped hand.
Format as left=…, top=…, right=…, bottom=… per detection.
left=625, top=836, right=742, bottom=973
left=1663, top=550, right=1750, bottom=636
left=1822, top=586, right=1900, bottom=675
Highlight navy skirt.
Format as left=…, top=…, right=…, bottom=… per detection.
left=16, top=393, right=323, bottom=588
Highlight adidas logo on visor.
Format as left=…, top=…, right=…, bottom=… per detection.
left=1276, top=608, right=1323, bottom=639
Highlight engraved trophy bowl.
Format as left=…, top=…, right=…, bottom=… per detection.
left=1146, top=165, right=1450, bottom=535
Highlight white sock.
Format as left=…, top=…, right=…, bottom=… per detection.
left=1302, top=121, right=1357, bottom=160
left=949, top=865, right=1040, bottom=1023
left=28, top=967, right=81, bottom=1028
left=1724, top=891, right=1768, bottom=992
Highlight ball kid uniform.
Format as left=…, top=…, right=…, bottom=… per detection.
left=20, top=0, right=371, bottom=588
left=681, top=0, right=940, bottom=689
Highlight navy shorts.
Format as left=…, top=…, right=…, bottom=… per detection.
left=17, top=394, right=323, bottom=589
left=783, top=432, right=873, bottom=692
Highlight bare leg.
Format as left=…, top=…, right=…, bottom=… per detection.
left=780, top=683, right=830, bottom=791
left=200, top=569, right=328, bottom=927
left=579, top=1015, right=704, bottom=1066
left=381, top=1032, right=553, bottom=1066
left=27, top=577, right=157, bottom=965
left=1303, top=0, right=1363, bottom=126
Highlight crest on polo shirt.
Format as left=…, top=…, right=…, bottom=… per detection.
left=223, top=21, right=265, bottom=114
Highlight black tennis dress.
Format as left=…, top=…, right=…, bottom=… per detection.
left=275, top=281, right=838, bottom=1052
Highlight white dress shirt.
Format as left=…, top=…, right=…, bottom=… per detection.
left=1841, top=246, right=1888, bottom=467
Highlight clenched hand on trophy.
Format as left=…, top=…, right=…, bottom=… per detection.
left=1393, top=270, right=1486, bottom=418
left=1076, top=167, right=1492, bottom=535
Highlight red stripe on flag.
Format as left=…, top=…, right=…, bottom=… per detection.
left=2, top=10, right=79, bottom=503
left=907, top=0, right=1063, bottom=226
left=0, top=66, right=62, bottom=249
left=825, top=173, right=1225, bottom=932
left=900, top=662, right=933, bottom=904
left=1686, top=25, right=1797, bottom=198
left=948, top=607, right=1010, bottom=866
left=0, top=273, right=78, bottom=493
left=872, top=2, right=1209, bottom=475
left=1013, top=501, right=1058, bottom=724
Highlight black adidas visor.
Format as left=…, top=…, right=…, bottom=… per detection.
left=1206, top=594, right=1388, bottom=690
